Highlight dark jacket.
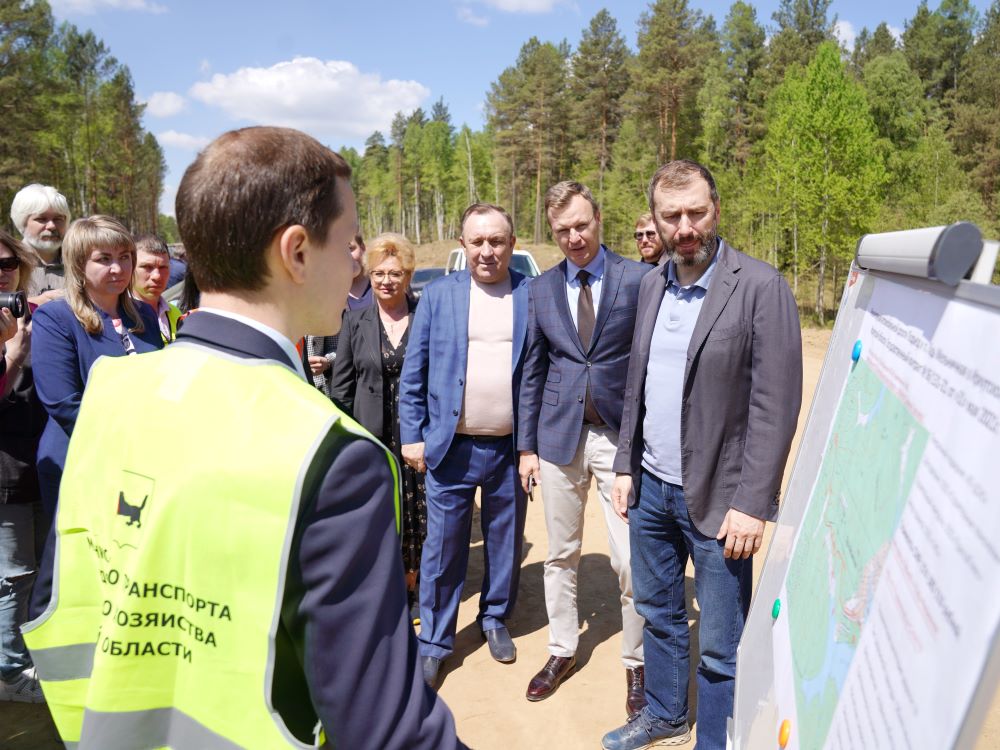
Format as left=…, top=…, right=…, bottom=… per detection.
left=613, top=239, right=803, bottom=536
left=0, top=361, right=45, bottom=504
left=517, top=248, right=648, bottom=465
left=329, top=297, right=418, bottom=439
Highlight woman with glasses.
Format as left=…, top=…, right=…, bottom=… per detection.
left=29, top=216, right=162, bottom=614
left=330, top=233, right=425, bottom=622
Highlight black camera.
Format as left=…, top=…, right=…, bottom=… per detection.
left=0, top=291, right=27, bottom=318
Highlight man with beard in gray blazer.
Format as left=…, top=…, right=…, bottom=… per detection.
left=601, top=160, right=802, bottom=750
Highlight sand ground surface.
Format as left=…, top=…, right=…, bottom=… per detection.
left=3, top=328, right=997, bottom=749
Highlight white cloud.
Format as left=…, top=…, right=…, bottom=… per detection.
left=144, top=91, right=185, bottom=118
left=199, top=59, right=212, bottom=75
left=834, top=20, right=856, bottom=50
left=888, top=25, right=903, bottom=42
left=479, top=0, right=561, bottom=11
left=157, top=130, right=211, bottom=150
left=189, top=57, right=430, bottom=140
left=50, top=0, right=166, bottom=14
left=159, top=183, right=177, bottom=218
left=457, top=6, right=489, bottom=26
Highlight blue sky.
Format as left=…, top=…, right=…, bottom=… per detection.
left=47, top=0, right=989, bottom=216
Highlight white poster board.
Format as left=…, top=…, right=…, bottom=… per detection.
left=734, top=263, right=1000, bottom=750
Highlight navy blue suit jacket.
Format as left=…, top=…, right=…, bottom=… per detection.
left=399, top=269, right=530, bottom=470
left=517, top=247, right=648, bottom=465
left=32, top=298, right=162, bottom=504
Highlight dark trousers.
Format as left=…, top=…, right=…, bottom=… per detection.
left=418, top=435, right=527, bottom=660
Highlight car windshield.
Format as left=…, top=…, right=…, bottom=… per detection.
left=509, top=254, right=538, bottom=277
left=412, top=268, right=445, bottom=283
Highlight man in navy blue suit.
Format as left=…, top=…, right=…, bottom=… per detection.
left=518, top=181, right=650, bottom=718
left=399, top=203, right=531, bottom=688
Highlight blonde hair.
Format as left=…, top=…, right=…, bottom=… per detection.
left=0, top=229, right=37, bottom=293
left=364, top=233, right=416, bottom=276
left=635, top=213, right=653, bottom=228
left=63, top=215, right=144, bottom=335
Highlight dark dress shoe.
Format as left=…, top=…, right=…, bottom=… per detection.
left=482, top=625, right=516, bottom=663
left=626, top=666, right=647, bottom=719
left=422, top=656, right=442, bottom=688
left=525, top=655, right=577, bottom=701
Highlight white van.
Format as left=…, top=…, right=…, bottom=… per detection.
left=446, top=248, right=541, bottom=278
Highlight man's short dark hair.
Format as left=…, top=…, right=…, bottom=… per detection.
left=175, top=126, right=352, bottom=293
left=647, top=160, right=720, bottom=209
left=544, top=181, right=599, bottom=217
left=134, top=233, right=169, bottom=255
left=459, top=202, right=515, bottom=239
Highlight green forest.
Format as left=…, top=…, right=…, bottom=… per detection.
left=2, top=0, right=998, bottom=320
left=341, top=0, right=999, bottom=321
left=0, top=0, right=165, bottom=234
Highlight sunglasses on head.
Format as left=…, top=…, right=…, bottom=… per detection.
left=634, top=230, right=658, bottom=241
left=0, top=257, right=20, bottom=271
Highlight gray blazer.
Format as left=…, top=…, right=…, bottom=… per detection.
left=613, top=239, right=802, bottom=536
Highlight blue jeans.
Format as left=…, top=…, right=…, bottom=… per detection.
left=630, top=470, right=752, bottom=750
left=0, top=501, right=47, bottom=680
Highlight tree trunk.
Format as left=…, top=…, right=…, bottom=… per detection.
left=464, top=130, right=477, bottom=203
left=413, top=175, right=421, bottom=245
left=598, top=109, right=608, bottom=205
left=534, top=135, right=543, bottom=246
left=435, top=188, right=444, bottom=242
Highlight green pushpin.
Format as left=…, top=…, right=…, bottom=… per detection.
left=771, top=599, right=781, bottom=619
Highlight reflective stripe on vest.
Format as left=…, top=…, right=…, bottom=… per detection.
left=24, top=343, right=400, bottom=748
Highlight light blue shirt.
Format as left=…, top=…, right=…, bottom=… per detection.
left=564, top=246, right=606, bottom=329
left=641, top=252, right=718, bottom=485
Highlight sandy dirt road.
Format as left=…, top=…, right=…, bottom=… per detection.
left=3, top=328, right=997, bottom=748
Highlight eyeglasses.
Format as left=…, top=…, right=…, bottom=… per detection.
left=371, top=270, right=405, bottom=282
left=0, top=258, right=19, bottom=271
left=634, top=230, right=658, bottom=241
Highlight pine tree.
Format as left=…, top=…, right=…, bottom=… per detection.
left=569, top=9, right=630, bottom=204
left=633, top=0, right=716, bottom=163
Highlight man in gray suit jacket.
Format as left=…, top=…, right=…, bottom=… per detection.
left=601, top=160, right=802, bottom=750
left=518, top=181, right=649, bottom=718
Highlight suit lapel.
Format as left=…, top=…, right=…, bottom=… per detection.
left=551, top=260, right=585, bottom=356
left=590, top=248, right=622, bottom=350
left=359, top=305, right=382, bottom=372
left=452, top=271, right=471, bottom=371
left=686, top=241, right=740, bottom=370
left=637, top=267, right=668, bottom=377
left=511, top=271, right=528, bottom=367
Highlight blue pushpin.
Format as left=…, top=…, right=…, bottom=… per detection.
left=851, top=340, right=862, bottom=362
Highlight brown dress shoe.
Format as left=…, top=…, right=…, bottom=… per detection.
left=525, top=655, right=577, bottom=701
left=626, top=666, right=647, bottom=719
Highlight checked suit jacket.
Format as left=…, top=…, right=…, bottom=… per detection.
left=517, top=247, right=649, bottom=466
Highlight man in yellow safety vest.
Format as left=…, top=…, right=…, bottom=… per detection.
left=23, top=126, right=466, bottom=750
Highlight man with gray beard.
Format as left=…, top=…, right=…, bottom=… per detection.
left=9, top=184, right=71, bottom=298
left=601, top=160, right=802, bottom=750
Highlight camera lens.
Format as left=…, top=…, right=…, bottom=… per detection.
left=0, top=291, right=27, bottom=318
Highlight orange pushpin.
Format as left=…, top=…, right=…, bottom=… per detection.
left=778, top=719, right=791, bottom=748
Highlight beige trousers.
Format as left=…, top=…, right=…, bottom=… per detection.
left=539, top=425, right=644, bottom=668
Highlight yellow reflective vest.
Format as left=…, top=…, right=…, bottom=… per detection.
left=23, top=343, right=399, bottom=748
left=164, top=302, right=183, bottom=344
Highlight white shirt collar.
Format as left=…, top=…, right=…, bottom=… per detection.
left=197, top=307, right=307, bottom=379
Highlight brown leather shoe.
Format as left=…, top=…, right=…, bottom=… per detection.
left=525, top=655, right=577, bottom=702
left=626, top=666, right=647, bottom=719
